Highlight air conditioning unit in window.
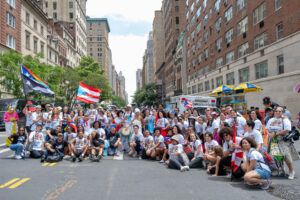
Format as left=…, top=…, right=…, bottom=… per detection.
left=243, top=32, right=247, bottom=38
left=224, top=0, right=228, bottom=7
left=259, top=20, right=264, bottom=28
left=227, top=43, right=230, bottom=48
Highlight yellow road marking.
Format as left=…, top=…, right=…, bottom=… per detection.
left=42, top=163, right=50, bottom=166
left=49, top=163, right=57, bottom=167
left=0, top=178, right=20, bottom=189
left=8, top=178, right=30, bottom=189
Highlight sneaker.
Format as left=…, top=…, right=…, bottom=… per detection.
left=185, top=166, right=190, bottom=171
left=72, top=156, right=76, bottom=162
left=180, top=166, right=185, bottom=172
left=159, top=159, right=165, bottom=163
left=260, top=180, right=272, bottom=190
left=40, top=155, right=45, bottom=163
left=288, top=171, right=295, bottom=180
left=78, top=155, right=83, bottom=162
left=15, top=155, right=22, bottom=160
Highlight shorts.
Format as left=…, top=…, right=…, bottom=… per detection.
left=255, top=168, right=271, bottom=179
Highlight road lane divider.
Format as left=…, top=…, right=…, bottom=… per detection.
left=0, top=178, right=20, bottom=188
left=42, top=162, right=57, bottom=167
left=8, top=178, right=30, bottom=189
left=0, top=143, right=6, bottom=147
left=0, top=178, right=30, bottom=189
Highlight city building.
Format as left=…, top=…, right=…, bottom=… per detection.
left=185, top=0, right=300, bottom=119
left=42, top=0, right=87, bottom=65
left=0, top=0, right=21, bottom=53
left=162, top=0, right=186, bottom=100
left=144, top=32, right=154, bottom=84
left=21, top=0, right=48, bottom=63
left=153, top=10, right=165, bottom=82
left=86, top=17, right=111, bottom=80
left=118, top=71, right=126, bottom=102
left=136, top=68, right=142, bottom=90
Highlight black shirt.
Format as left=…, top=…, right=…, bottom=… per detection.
left=11, top=134, right=27, bottom=145
left=52, top=139, right=68, bottom=154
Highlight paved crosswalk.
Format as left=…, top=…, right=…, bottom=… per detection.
left=0, top=178, right=30, bottom=189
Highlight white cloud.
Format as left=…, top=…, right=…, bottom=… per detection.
left=109, top=34, right=148, bottom=102
left=87, top=0, right=162, bottom=23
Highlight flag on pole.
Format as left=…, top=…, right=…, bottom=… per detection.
left=76, top=82, right=101, bottom=104
left=20, top=65, right=55, bottom=96
left=180, top=97, right=193, bottom=109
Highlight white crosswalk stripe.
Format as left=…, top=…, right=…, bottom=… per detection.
left=0, top=148, right=11, bottom=154
left=0, top=143, right=6, bottom=147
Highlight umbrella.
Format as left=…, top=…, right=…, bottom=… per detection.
left=210, top=84, right=234, bottom=96
left=293, top=82, right=300, bottom=93
left=234, top=83, right=262, bottom=94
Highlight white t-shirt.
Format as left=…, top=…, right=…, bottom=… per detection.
left=154, top=135, right=165, bottom=148
left=190, top=139, right=202, bottom=158
left=74, top=137, right=87, bottom=150
left=223, top=140, right=234, bottom=153
left=204, top=140, right=219, bottom=152
left=266, top=117, right=291, bottom=133
left=236, top=116, right=247, bottom=137
left=244, top=129, right=263, bottom=145
left=144, top=135, right=154, bottom=145
left=247, top=149, right=270, bottom=172
left=175, top=134, right=185, bottom=145
left=212, top=118, right=221, bottom=132
left=254, top=119, right=262, bottom=132
left=29, top=131, right=44, bottom=151
left=130, top=132, right=144, bottom=143
left=168, top=144, right=183, bottom=156
left=89, top=128, right=106, bottom=139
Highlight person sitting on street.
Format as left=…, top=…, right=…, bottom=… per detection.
left=8, top=126, right=27, bottom=159
left=45, top=125, right=62, bottom=142
left=107, top=126, right=122, bottom=156
left=166, top=135, right=190, bottom=172
left=70, top=131, right=88, bottom=162
left=244, top=120, right=264, bottom=151
left=89, top=131, right=104, bottom=162
left=41, top=133, right=68, bottom=163
left=189, top=133, right=204, bottom=169
left=240, top=137, right=272, bottom=190
left=128, top=125, right=144, bottom=158
left=28, top=123, right=45, bottom=158
left=153, top=128, right=166, bottom=161
left=143, top=129, right=154, bottom=159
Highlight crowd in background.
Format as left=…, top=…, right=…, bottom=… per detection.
left=3, top=96, right=300, bottom=190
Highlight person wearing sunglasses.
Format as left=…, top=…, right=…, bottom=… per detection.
left=8, top=126, right=27, bottom=159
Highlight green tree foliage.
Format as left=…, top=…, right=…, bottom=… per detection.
left=111, top=95, right=126, bottom=108
left=132, top=83, right=158, bottom=107
left=0, top=51, right=112, bottom=105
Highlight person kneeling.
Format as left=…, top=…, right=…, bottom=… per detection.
left=128, top=125, right=144, bottom=158
left=89, top=131, right=104, bottom=162
left=241, top=137, right=272, bottom=190
left=166, top=135, right=190, bottom=172
left=70, top=131, right=88, bottom=162
left=41, top=133, right=67, bottom=163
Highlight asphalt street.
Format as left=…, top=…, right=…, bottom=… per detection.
left=0, top=131, right=299, bottom=200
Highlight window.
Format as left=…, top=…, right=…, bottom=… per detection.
left=33, top=37, right=38, bottom=53
left=41, top=26, right=44, bottom=36
left=6, top=34, right=15, bottom=49
left=225, top=28, right=233, bottom=43
left=255, top=60, right=268, bottom=79
left=196, top=23, right=201, bottom=33
left=191, top=16, right=195, bottom=26
left=204, top=48, right=209, bottom=59
left=192, top=85, right=197, bottom=94
left=215, top=38, right=222, bottom=51
left=205, top=81, right=210, bottom=91
left=53, top=12, right=57, bottom=20
left=203, top=15, right=208, bottom=26
left=238, top=42, right=249, bottom=58
left=6, top=12, right=16, bottom=28
left=275, top=0, right=282, bottom=11
left=239, top=67, right=249, bottom=83
left=224, top=6, right=233, bottom=23
left=211, top=79, right=215, bottom=90
left=190, top=2, right=194, bottom=12
left=97, top=37, right=101, bottom=41
left=277, top=55, right=284, bottom=74
left=216, top=57, right=223, bottom=68
left=188, top=87, right=191, bottom=94
left=6, top=0, right=16, bottom=8
left=237, top=17, right=248, bottom=35
left=276, top=22, right=284, bottom=40
left=237, top=0, right=247, bottom=11
left=254, top=33, right=267, bottom=49
left=176, top=17, right=179, bottom=25
left=226, top=72, right=235, bottom=85
left=175, top=6, right=179, bottom=12
left=25, top=31, right=30, bottom=50
left=34, top=19, right=37, bottom=30
left=26, top=12, right=30, bottom=25
left=69, top=1, right=73, bottom=8
left=196, top=7, right=201, bottom=17
left=215, top=17, right=221, bottom=32
left=69, top=12, right=73, bottom=20
left=204, top=31, right=209, bottom=43
left=253, top=3, right=266, bottom=25
left=198, top=83, right=203, bottom=92
left=215, top=0, right=221, bottom=12
left=226, top=51, right=234, bottom=64
left=40, top=42, right=45, bottom=56
left=216, top=76, right=223, bottom=87
left=53, top=2, right=57, bottom=10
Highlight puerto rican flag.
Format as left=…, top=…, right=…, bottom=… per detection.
left=180, top=98, right=193, bottom=109
left=76, top=82, right=101, bottom=104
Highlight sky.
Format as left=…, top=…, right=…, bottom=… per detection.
left=87, top=0, right=162, bottom=103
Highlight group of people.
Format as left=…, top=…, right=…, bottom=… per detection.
left=3, top=96, right=299, bottom=190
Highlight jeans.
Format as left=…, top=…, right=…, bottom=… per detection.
left=189, top=157, right=204, bottom=168
left=121, top=135, right=130, bottom=152
left=10, top=143, right=24, bottom=156
left=168, top=154, right=188, bottom=170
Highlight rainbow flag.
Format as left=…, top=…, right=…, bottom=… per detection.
left=21, top=65, right=54, bottom=96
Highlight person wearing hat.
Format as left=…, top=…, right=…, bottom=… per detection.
left=166, top=134, right=190, bottom=172
left=41, top=132, right=67, bottom=162
left=28, top=123, right=45, bottom=158
left=262, top=97, right=279, bottom=110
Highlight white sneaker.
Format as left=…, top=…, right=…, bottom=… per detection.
left=180, top=166, right=186, bottom=172
left=159, top=159, right=165, bottom=163
left=15, top=155, right=22, bottom=160
left=288, top=171, right=295, bottom=180
left=184, top=166, right=190, bottom=171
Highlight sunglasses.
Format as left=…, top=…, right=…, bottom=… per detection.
left=19, top=129, right=25, bottom=131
